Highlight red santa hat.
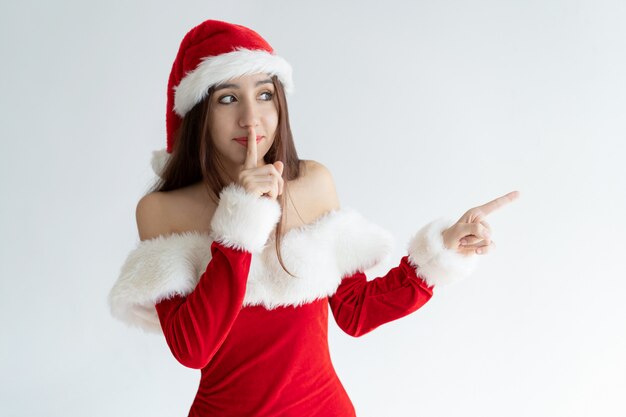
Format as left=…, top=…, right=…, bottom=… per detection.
left=151, top=19, right=294, bottom=177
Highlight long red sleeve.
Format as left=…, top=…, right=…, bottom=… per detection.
left=328, top=255, right=434, bottom=337
left=155, top=241, right=251, bottom=369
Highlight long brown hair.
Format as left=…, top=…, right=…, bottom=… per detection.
left=147, top=75, right=301, bottom=277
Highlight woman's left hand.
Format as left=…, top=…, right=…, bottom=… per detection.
left=442, top=191, right=520, bottom=256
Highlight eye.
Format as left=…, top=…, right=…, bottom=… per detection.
left=217, top=91, right=274, bottom=105
left=218, top=95, right=235, bottom=104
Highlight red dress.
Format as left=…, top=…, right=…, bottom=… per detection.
left=108, top=184, right=477, bottom=416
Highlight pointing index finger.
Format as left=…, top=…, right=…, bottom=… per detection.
left=476, top=190, right=520, bottom=216
left=243, top=126, right=258, bottom=170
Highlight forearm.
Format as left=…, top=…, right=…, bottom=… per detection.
left=155, top=242, right=250, bottom=369
left=329, top=256, right=434, bottom=337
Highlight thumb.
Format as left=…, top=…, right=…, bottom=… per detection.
left=274, top=161, right=285, bottom=196
left=274, top=160, right=284, bottom=175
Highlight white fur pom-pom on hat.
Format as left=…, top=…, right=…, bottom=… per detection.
left=406, top=218, right=479, bottom=287
left=151, top=148, right=170, bottom=178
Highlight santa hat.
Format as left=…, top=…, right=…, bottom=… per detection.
left=151, top=19, right=294, bottom=177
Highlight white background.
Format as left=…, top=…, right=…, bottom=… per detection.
left=1, top=1, right=625, bottom=416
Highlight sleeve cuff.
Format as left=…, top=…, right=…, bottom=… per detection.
left=209, top=183, right=282, bottom=254
left=406, top=217, right=479, bottom=287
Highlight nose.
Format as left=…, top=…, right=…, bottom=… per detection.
left=238, top=97, right=260, bottom=129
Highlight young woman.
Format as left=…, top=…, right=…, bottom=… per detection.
left=108, top=19, right=519, bottom=416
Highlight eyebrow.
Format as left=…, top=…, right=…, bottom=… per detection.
left=213, top=78, right=273, bottom=92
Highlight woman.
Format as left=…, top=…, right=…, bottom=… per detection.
left=108, top=19, right=519, bottom=416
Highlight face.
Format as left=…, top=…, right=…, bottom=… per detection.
left=208, top=73, right=279, bottom=174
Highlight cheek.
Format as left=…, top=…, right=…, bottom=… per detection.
left=209, top=111, right=231, bottom=137
left=263, top=110, right=279, bottom=131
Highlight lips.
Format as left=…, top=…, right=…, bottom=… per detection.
left=233, top=136, right=263, bottom=145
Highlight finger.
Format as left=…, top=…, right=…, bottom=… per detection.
left=248, top=164, right=275, bottom=175
left=251, top=173, right=281, bottom=197
left=259, top=181, right=274, bottom=199
left=252, top=163, right=281, bottom=177
left=250, top=176, right=275, bottom=184
left=457, top=222, right=491, bottom=241
left=458, top=239, right=494, bottom=255
left=460, top=236, right=485, bottom=246
left=459, top=208, right=487, bottom=225
left=276, top=174, right=284, bottom=196
left=475, top=190, right=520, bottom=216
left=243, top=126, right=258, bottom=170
left=265, top=179, right=278, bottom=200
left=461, top=238, right=491, bottom=248
left=461, top=217, right=492, bottom=238
left=250, top=166, right=280, bottom=181
left=274, top=161, right=284, bottom=196
left=475, top=240, right=495, bottom=255
left=274, top=160, right=284, bottom=174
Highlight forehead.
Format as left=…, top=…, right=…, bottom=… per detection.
left=215, top=73, right=273, bottom=90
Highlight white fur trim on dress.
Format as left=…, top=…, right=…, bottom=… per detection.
left=108, top=231, right=213, bottom=332
left=209, top=183, right=282, bottom=254
left=174, top=48, right=294, bottom=117
left=107, top=207, right=392, bottom=333
left=250, top=208, right=394, bottom=309
left=151, top=148, right=169, bottom=178
left=406, top=218, right=479, bottom=287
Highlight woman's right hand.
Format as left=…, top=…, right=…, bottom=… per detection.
left=237, top=126, right=284, bottom=200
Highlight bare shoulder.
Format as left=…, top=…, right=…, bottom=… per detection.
left=302, top=159, right=341, bottom=212
left=135, top=192, right=173, bottom=241
left=136, top=184, right=215, bottom=241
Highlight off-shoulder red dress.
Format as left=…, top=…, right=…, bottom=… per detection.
left=109, top=183, right=477, bottom=416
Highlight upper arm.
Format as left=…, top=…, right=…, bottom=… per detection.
left=307, top=160, right=341, bottom=212
left=136, top=192, right=171, bottom=241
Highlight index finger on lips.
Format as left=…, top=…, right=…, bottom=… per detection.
left=475, top=190, right=520, bottom=216
left=243, top=126, right=258, bottom=170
